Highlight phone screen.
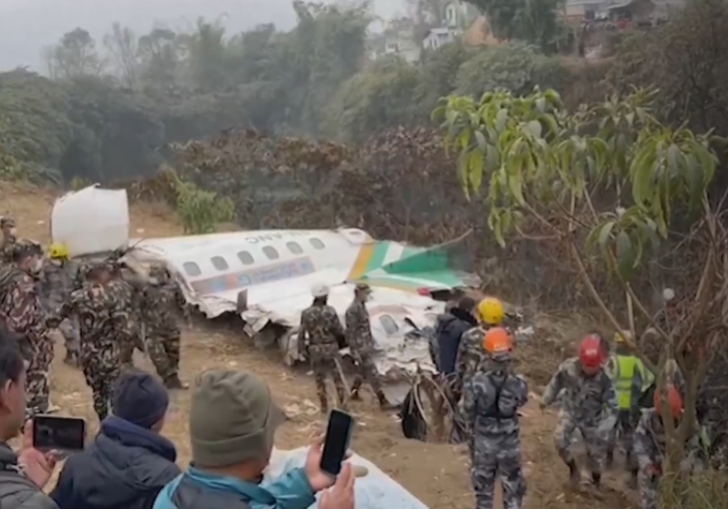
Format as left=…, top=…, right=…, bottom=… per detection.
left=33, top=416, right=86, bottom=453
left=320, top=409, right=354, bottom=476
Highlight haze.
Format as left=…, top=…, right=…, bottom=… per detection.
left=0, top=0, right=402, bottom=72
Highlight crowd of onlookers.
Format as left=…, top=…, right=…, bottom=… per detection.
left=0, top=329, right=356, bottom=509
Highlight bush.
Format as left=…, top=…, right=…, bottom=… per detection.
left=174, top=179, right=235, bottom=234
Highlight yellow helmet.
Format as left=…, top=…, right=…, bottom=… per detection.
left=614, top=330, right=632, bottom=345
left=48, top=242, right=69, bottom=260
left=477, top=297, right=504, bottom=325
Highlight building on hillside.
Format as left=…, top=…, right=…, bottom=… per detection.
left=563, top=0, right=612, bottom=21
left=422, top=27, right=458, bottom=50
left=461, top=15, right=503, bottom=47
left=608, top=0, right=684, bottom=22
left=444, top=0, right=481, bottom=29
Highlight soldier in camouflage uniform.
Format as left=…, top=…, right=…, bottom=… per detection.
left=0, top=243, right=53, bottom=420
left=60, top=261, right=128, bottom=421
left=463, top=327, right=528, bottom=509
left=455, top=297, right=505, bottom=399
left=345, top=283, right=391, bottom=410
left=107, top=263, right=145, bottom=370
left=139, top=264, right=188, bottom=389
left=634, top=385, right=705, bottom=508
left=0, top=217, right=18, bottom=266
left=299, top=284, right=347, bottom=412
left=40, top=243, right=80, bottom=367
left=541, top=334, right=618, bottom=490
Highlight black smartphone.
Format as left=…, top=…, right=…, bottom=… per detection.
left=33, top=416, right=86, bottom=453
left=320, top=409, right=354, bottom=476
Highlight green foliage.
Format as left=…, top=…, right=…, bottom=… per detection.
left=454, top=42, right=565, bottom=99
left=174, top=178, right=235, bottom=234
left=436, top=87, right=719, bottom=282
left=463, top=0, right=565, bottom=53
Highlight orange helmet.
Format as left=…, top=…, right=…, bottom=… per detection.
left=483, top=327, right=512, bottom=355
left=654, top=385, right=683, bottom=418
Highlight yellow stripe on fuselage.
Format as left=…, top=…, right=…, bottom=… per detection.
left=347, top=238, right=376, bottom=280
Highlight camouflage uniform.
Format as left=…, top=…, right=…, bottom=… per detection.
left=455, top=326, right=487, bottom=395
left=299, top=304, right=347, bottom=412
left=108, top=277, right=144, bottom=369
left=541, top=357, right=618, bottom=477
left=139, top=269, right=187, bottom=385
left=345, top=299, right=385, bottom=403
left=463, top=361, right=528, bottom=509
left=0, top=217, right=18, bottom=267
left=633, top=408, right=705, bottom=508
left=61, top=279, right=128, bottom=421
left=40, top=259, right=80, bottom=362
left=0, top=270, right=53, bottom=420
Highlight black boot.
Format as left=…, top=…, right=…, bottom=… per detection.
left=164, top=374, right=189, bottom=390
left=350, top=388, right=361, bottom=401
left=606, top=449, right=614, bottom=469
left=567, top=459, right=579, bottom=490
left=64, top=350, right=78, bottom=367
left=591, top=471, right=601, bottom=488
left=377, top=391, right=394, bottom=410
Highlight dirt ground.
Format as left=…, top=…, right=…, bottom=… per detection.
left=0, top=181, right=638, bottom=508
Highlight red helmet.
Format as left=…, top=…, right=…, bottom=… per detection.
left=654, top=385, right=683, bottom=418
left=579, top=335, right=602, bottom=368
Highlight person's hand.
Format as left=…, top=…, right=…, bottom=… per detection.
left=319, top=462, right=355, bottom=509
left=18, top=421, right=59, bottom=489
left=304, top=436, right=352, bottom=492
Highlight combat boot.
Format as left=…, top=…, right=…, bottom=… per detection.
left=164, top=374, right=189, bottom=390
left=567, top=459, right=580, bottom=490
left=350, top=387, right=361, bottom=401
left=605, top=449, right=614, bottom=469
left=63, top=350, right=78, bottom=367
left=626, top=469, right=638, bottom=489
left=377, top=391, right=394, bottom=411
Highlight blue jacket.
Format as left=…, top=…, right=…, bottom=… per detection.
left=154, top=465, right=316, bottom=509
left=50, top=416, right=180, bottom=509
left=436, top=308, right=478, bottom=375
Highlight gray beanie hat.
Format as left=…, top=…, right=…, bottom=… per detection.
left=189, top=369, right=285, bottom=468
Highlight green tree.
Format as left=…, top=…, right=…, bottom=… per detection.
left=437, top=88, right=724, bottom=501
left=455, top=42, right=565, bottom=98
left=44, top=28, right=106, bottom=79
left=464, top=0, right=564, bottom=53
left=103, top=23, right=140, bottom=88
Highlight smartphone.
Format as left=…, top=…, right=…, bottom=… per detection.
left=319, top=409, right=354, bottom=476
left=33, top=416, right=86, bottom=453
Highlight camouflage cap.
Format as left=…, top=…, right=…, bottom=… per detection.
left=82, top=260, right=114, bottom=278
left=11, top=239, right=42, bottom=261
left=355, top=283, right=371, bottom=291
left=0, top=217, right=15, bottom=229
left=189, top=369, right=285, bottom=468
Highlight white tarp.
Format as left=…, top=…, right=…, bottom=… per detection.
left=265, top=447, right=428, bottom=509
left=51, top=185, right=129, bottom=258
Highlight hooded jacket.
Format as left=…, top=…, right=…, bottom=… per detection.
left=50, top=416, right=180, bottom=509
left=436, top=308, right=478, bottom=375
left=0, top=442, right=57, bottom=508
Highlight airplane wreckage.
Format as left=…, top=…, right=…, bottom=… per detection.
left=51, top=186, right=482, bottom=414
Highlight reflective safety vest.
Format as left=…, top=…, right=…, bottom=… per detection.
left=611, top=354, right=638, bottom=410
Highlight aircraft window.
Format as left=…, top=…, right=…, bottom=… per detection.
left=183, top=261, right=201, bottom=277
left=309, top=237, right=325, bottom=250
left=379, top=315, right=399, bottom=336
left=237, top=251, right=254, bottom=265
left=263, top=246, right=279, bottom=260
left=286, top=241, right=303, bottom=255
left=211, top=256, right=228, bottom=271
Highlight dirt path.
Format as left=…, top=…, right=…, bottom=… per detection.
left=1, top=181, right=637, bottom=508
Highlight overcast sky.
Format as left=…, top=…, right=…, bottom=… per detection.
left=0, top=0, right=406, bottom=72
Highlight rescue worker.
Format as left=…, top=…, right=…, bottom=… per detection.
left=60, top=261, right=129, bottom=421
left=345, top=283, right=391, bottom=410
left=435, top=296, right=478, bottom=376
left=633, top=385, right=704, bottom=509
left=107, top=263, right=143, bottom=369
left=456, top=297, right=505, bottom=397
left=0, top=217, right=18, bottom=266
left=139, top=264, right=188, bottom=389
left=41, top=243, right=80, bottom=367
left=299, top=284, right=347, bottom=413
left=606, top=329, right=653, bottom=488
left=463, top=327, right=528, bottom=509
left=0, top=243, right=54, bottom=420
left=540, top=334, right=618, bottom=490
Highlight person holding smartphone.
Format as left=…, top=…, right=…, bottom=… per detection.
left=154, top=369, right=355, bottom=509
left=0, top=330, right=58, bottom=508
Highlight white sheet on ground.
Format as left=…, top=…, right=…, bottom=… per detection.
left=265, top=447, right=428, bottom=509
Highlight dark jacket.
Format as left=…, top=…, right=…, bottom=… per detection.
left=0, top=442, right=57, bottom=508
left=50, top=416, right=180, bottom=509
left=436, top=308, right=478, bottom=375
